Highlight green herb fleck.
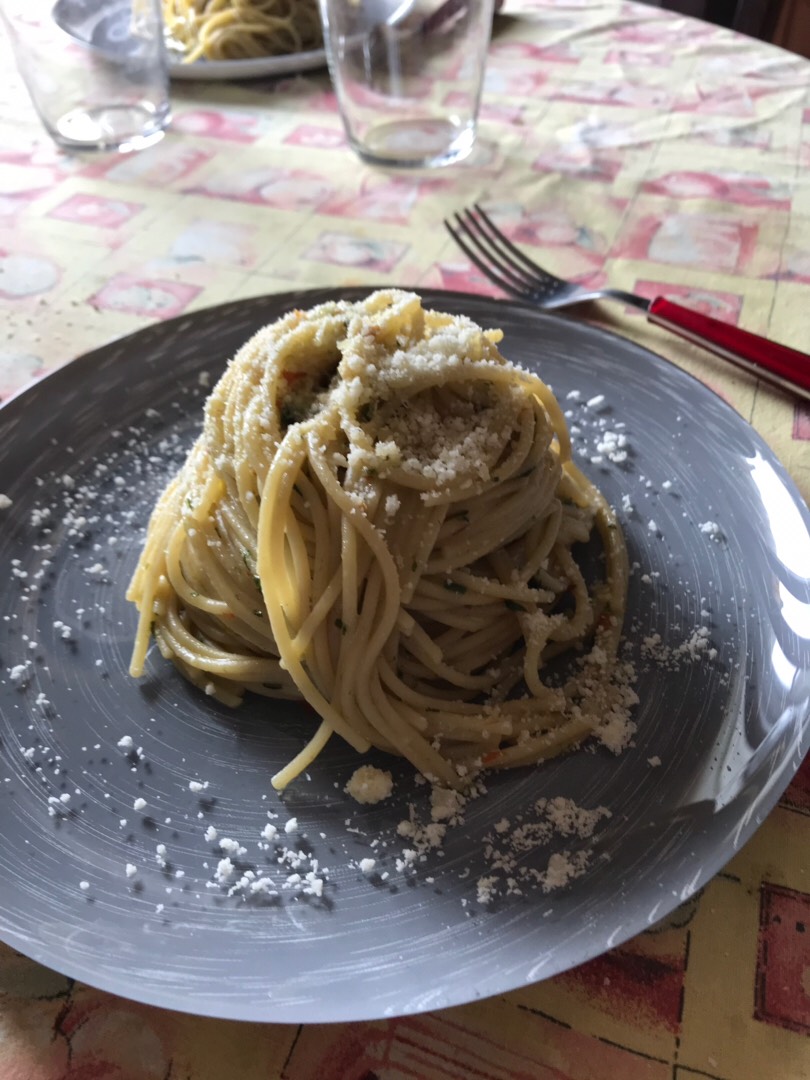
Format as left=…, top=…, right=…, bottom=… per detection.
left=358, top=402, right=375, bottom=423
left=505, top=599, right=524, bottom=612
left=444, top=581, right=467, bottom=594
left=253, top=575, right=261, bottom=591
left=335, top=617, right=347, bottom=634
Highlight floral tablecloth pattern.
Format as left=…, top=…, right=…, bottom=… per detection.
left=1, top=1, right=809, bottom=1077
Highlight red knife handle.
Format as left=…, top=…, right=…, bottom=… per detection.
left=647, top=297, right=810, bottom=402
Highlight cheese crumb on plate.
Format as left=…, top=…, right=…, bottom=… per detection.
left=345, top=765, right=394, bottom=805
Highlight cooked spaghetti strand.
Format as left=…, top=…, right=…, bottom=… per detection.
left=127, top=290, right=630, bottom=790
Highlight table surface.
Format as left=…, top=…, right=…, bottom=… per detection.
left=1, top=1, right=809, bottom=1077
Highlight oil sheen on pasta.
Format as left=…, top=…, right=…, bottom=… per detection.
left=127, top=290, right=630, bottom=790
left=163, top=0, right=322, bottom=63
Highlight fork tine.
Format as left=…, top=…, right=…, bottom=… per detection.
left=444, top=215, right=535, bottom=302
left=471, top=203, right=565, bottom=289
left=453, top=209, right=543, bottom=296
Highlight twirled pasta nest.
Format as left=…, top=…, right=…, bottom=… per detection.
left=128, top=290, right=631, bottom=789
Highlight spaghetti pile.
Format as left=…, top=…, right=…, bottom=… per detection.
left=128, top=290, right=630, bottom=790
left=163, top=0, right=322, bottom=63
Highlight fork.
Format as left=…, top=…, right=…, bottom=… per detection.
left=445, top=204, right=810, bottom=404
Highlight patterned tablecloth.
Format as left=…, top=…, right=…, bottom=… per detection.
left=1, top=0, right=809, bottom=1076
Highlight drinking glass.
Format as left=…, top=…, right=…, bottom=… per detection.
left=319, top=0, right=495, bottom=169
left=1, top=0, right=171, bottom=153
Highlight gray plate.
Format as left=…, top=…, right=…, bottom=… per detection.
left=0, top=288, right=808, bottom=1024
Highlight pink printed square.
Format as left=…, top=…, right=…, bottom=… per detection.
left=169, top=220, right=260, bottom=268
left=617, top=215, right=758, bottom=273
left=673, top=84, right=759, bottom=117
left=431, top=260, right=504, bottom=296
left=484, top=65, right=547, bottom=97
left=489, top=40, right=578, bottom=65
left=779, top=246, right=810, bottom=284
left=605, top=48, right=671, bottom=67
left=320, top=176, right=451, bottom=226
left=0, top=350, right=44, bottom=399
left=479, top=101, right=525, bottom=124
left=0, top=249, right=61, bottom=299
left=536, top=42, right=581, bottom=63
left=0, top=143, right=80, bottom=220
left=532, top=146, right=623, bottom=184
left=186, top=167, right=334, bottom=211
left=755, top=883, right=810, bottom=1034
left=486, top=203, right=615, bottom=258
left=552, top=80, right=673, bottom=110
left=48, top=194, right=144, bottom=229
left=284, top=125, right=347, bottom=150
left=525, top=0, right=591, bottom=6
left=641, top=171, right=791, bottom=210
left=557, top=937, right=686, bottom=1034
left=0, top=157, right=63, bottom=207
left=80, top=145, right=212, bottom=185
left=292, top=88, right=340, bottom=114
left=694, top=125, right=772, bottom=151
left=0, top=145, right=78, bottom=174
left=614, top=22, right=671, bottom=43
left=303, top=232, right=407, bottom=273
left=89, top=274, right=201, bottom=319
left=780, top=750, right=810, bottom=807
left=286, top=1011, right=671, bottom=1079
left=614, top=18, right=718, bottom=45
left=633, top=281, right=742, bottom=324
left=172, top=109, right=262, bottom=143
left=0, top=196, right=23, bottom=221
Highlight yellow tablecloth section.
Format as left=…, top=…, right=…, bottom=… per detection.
left=0, top=1, right=809, bottom=1077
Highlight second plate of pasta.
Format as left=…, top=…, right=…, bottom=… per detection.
left=52, top=0, right=328, bottom=80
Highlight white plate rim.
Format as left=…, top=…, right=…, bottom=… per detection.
left=168, top=47, right=327, bottom=81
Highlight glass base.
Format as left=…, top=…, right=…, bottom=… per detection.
left=351, top=118, right=476, bottom=169
left=51, top=104, right=170, bottom=153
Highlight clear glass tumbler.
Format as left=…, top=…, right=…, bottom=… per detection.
left=319, top=0, right=495, bottom=169
left=1, top=0, right=171, bottom=153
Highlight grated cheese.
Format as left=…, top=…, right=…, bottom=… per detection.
left=699, top=520, right=723, bottom=542
left=345, top=765, right=394, bottom=805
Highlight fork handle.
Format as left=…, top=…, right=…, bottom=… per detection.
left=648, top=297, right=810, bottom=403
